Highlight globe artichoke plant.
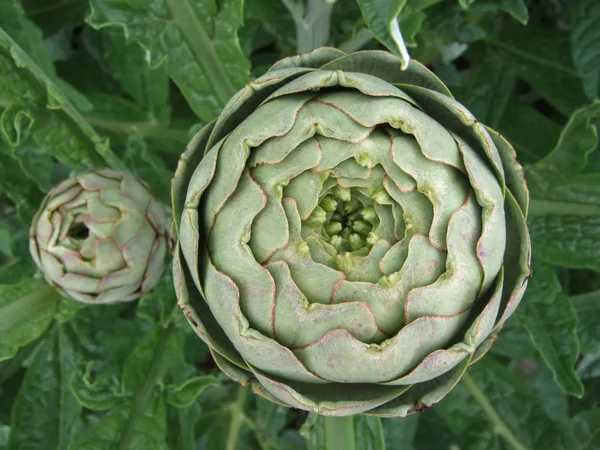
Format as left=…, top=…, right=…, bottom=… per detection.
left=172, top=48, right=531, bottom=416
left=30, top=168, right=168, bottom=304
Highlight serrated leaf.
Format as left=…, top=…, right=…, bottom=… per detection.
left=166, top=375, right=219, bottom=409
left=440, top=359, right=546, bottom=449
left=122, top=327, right=184, bottom=392
left=70, top=360, right=123, bottom=411
left=70, top=325, right=189, bottom=449
left=0, top=0, right=55, bottom=76
left=7, top=324, right=81, bottom=450
left=527, top=102, right=600, bottom=270
left=571, top=0, right=600, bottom=100
left=0, top=279, right=60, bottom=361
left=71, top=394, right=168, bottom=450
left=0, top=26, right=125, bottom=170
left=533, top=101, right=600, bottom=179
left=0, top=0, right=96, bottom=114
left=83, top=28, right=171, bottom=122
left=87, top=0, right=250, bottom=122
left=515, top=262, right=584, bottom=397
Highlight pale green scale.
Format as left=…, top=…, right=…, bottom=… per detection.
left=269, top=198, right=346, bottom=305
left=267, top=260, right=381, bottom=348
left=331, top=235, right=446, bottom=335
left=249, top=139, right=322, bottom=262
left=207, top=171, right=276, bottom=338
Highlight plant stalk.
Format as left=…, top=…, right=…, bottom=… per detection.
left=324, top=416, right=356, bottom=450
left=461, top=372, right=531, bottom=450
left=226, top=386, right=249, bottom=450
left=281, top=0, right=336, bottom=53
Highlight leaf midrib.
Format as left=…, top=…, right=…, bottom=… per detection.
left=165, top=0, right=238, bottom=108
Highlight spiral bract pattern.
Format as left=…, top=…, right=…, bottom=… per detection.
left=172, top=49, right=531, bottom=416
left=30, top=168, right=168, bottom=304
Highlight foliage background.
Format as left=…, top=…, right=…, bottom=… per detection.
left=1, top=0, right=600, bottom=448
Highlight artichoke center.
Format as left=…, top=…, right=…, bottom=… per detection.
left=67, top=222, right=90, bottom=241
left=317, top=187, right=376, bottom=252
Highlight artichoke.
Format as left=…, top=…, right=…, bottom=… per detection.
left=30, top=168, right=168, bottom=304
left=172, top=48, right=531, bottom=416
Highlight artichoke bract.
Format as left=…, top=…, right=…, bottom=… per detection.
left=172, top=48, right=531, bottom=416
left=30, top=168, right=168, bottom=304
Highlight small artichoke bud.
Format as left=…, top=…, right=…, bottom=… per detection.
left=29, top=168, right=168, bottom=304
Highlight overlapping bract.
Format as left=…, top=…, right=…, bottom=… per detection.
left=172, top=48, right=531, bottom=416
left=30, top=168, right=168, bottom=304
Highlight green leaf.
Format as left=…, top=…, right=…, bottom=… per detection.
left=0, top=144, right=44, bottom=223
left=87, top=0, right=250, bottom=122
left=123, top=131, right=173, bottom=204
left=381, top=414, right=419, bottom=449
left=497, top=99, right=562, bottom=164
left=0, top=279, right=60, bottom=362
left=527, top=102, right=600, bottom=270
left=0, top=26, right=125, bottom=170
left=136, top=274, right=178, bottom=327
left=254, top=397, right=290, bottom=442
left=165, top=375, right=219, bottom=409
left=571, top=288, right=600, bottom=353
left=498, top=0, right=529, bottom=25
left=8, top=324, right=81, bottom=450
left=82, top=93, right=189, bottom=146
left=459, top=45, right=517, bottom=129
left=196, top=386, right=251, bottom=450
left=491, top=28, right=589, bottom=116
left=165, top=402, right=201, bottom=450
left=515, top=262, right=584, bottom=398
left=355, top=416, right=386, bottom=450
left=0, top=0, right=56, bottom=76
left=82, top=28, right=171, bottom=122
left=22, top=0, right=89, bottom=35
left=532, top=101, right=600, bottom=179
left=0, top=0, right=96, bottom=114
left=456, top=0, right=528, bottom=24
left=0, top=212, right=36, bottom=285
left=571, top=0, right=600, bottom=100
left=72, top=325, right=197, bottom=449
left=441, top=359, right=549, bottom=450
left=71, top=395, right=168, bottom=450
left=70, top=360, right=123, bottom=411
left=0, top=424, right=9, bottom=447
left=355, top=0, right=441, bottom=66
left=550, top=409, right=600, bottom=449
left=355, top=0, right=410, bottom=69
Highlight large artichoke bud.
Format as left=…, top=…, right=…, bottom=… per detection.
left=172, top=48, right=531, bottom=416
left=30, top=168, right=168, bottom=304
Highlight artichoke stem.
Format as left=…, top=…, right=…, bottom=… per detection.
left=324, top=415, right=356, bottom=450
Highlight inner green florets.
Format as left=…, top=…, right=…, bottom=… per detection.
left=313, top=186, right=379, bottom=253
